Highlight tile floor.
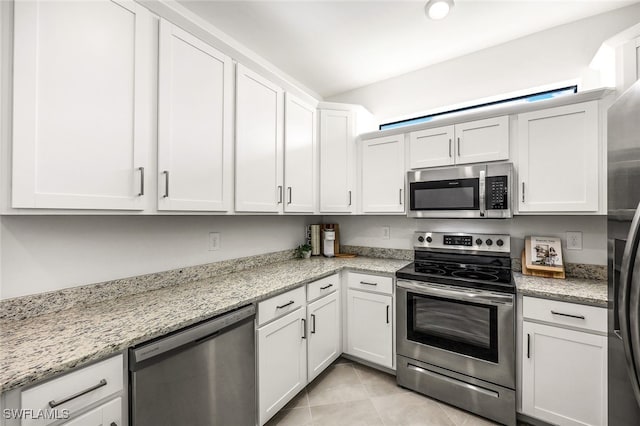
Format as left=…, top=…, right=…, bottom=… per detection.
left=265, top=357, right=516, bottom=426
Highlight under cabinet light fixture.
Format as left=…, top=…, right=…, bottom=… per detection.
left=425, top=0, right=454, bottom=20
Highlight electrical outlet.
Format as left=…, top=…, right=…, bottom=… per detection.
left=209, top=232, right=221, bottom=251
left=566, top=231, right=582, bottom=250
left=382, top=226, right=391, bottom=240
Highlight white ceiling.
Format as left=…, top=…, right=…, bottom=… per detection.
left=178, top=0, right=637, bottom=98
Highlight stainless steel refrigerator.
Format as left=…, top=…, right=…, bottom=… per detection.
left=608, top=79, right=640, bottom=425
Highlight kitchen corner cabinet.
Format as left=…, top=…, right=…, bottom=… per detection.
left=345, top=273, right=394, bottom=369
left=284, top=94, right=317, bottom=213
left=517, top=101, right=599, bottom=213
left=361, top=135, right=405, bottom=213
left=157, top=20, right=233, bottom=212
left=12, top=0, right=153, bottom=210
left=319, top=109, right=355, bottom=213
left=235, top=64, right=284, bottom=213
left=521, top=297, right=607, bottom=426
left=408, top=116, right=509, bottom=169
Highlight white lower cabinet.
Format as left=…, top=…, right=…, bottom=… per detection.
left=257, top=306, right=307, bottom=426
left=61, top=397, right=121, bottom=426
left=521, top=298, right=607, bottom=426
left=345, top=272, right=393, bottom=369
left=307, top=291, right=341, bottom=382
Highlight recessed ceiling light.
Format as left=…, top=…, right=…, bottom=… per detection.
left=425, top=0, right=454, bottom=20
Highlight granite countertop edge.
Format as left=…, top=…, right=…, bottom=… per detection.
left=1, top=258, right=607, bottom=394
left=0, top=257, right=409, bottom=394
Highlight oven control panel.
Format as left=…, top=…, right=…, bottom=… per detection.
left=414, top=232, right=510, bottom=253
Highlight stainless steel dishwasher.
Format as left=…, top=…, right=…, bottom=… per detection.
left=129, top=304, right=256, bottom=426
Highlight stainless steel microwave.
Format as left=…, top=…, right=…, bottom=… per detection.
left=407, top=162, right=513, bottom=219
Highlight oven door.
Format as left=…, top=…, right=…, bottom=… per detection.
left=397, top=280, right=515, bottom=389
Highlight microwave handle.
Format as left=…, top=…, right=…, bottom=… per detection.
left=479, top=169, right=486, bottom=217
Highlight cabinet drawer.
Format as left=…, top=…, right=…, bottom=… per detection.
left=258, top=286, right=306, bottom=326
left=347, top=272, right=393, bottom=295
left=307, top=274, right=340, bottom=302
left=523, top=297, right=606, bottom=333
left=21, top=355, right=123, bottom=426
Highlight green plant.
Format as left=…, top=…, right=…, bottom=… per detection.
left=295, top=243, right=312, bottom=258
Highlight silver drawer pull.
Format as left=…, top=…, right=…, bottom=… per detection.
left=48, top=379, right=107, bottom=408
left=276, top=300, right=295, bottom=309
left=360, top=281, right=378, bottom=286
left=320, top=284, right=333, bottom=290
left=551, top=310, right=585, bottom=320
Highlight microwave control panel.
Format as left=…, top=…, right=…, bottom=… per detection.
left=486, top=175, right=508, bottom=210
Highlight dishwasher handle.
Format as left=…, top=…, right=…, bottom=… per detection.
left=130, top=304, right=255, bottom=368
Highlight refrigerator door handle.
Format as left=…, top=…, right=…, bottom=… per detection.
left=628, top=246, right=640, bottom=405
left=618, top=201, right=640, bottom=406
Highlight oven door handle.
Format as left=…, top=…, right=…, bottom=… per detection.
left=396, top=280, right=513, bottom=306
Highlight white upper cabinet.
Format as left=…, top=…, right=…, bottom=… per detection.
left=517, top=101, right=599, bottom=213
left=361, top=135, right=405, bottom=213
left=12, top=0, right=153, bottom=210
left=319, top=109, right=355, bottom=213
left=409, top=126, right=455, bottom=169
left=235, top=64, right=284, bottom=213
left=284, top=94, right=317, bottom=213
left=408, top=116, right=508, bottom=169
left=455, top=116, right=509, bottom=165
left=157, top=20, right=233, bottom=212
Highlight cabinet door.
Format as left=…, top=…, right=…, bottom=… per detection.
left=157, top=20, right=232, bottom=212
left=522, top=322, right=607, bottom=426
left=518, top=102, right=599, bottom=212
left=319, top=110, right=355, bottom=213
left=454, top=116, right=509, bottom=165
left=258, top=307, right=307, bottom=425
left=12, top=0, right=152, bottom=210
left=409, top=126, right=455, bottom=169
left=362, top=135, right=405, bottom=213
left=236, top=64, right=284, bottom=212
left=61, top=397, right=121, bottom=426
left=284, top=94, right=316, bottom=213
left=307, top=291, right=341, bottom=382
left=346, top=289, right=393, bottom=368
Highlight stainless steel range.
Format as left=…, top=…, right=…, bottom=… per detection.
left=396, top=231, right=516, bottom=426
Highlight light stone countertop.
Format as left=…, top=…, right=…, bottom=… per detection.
left=514, top=273, right=607, bottom=307
left=0, top=257, right=409, bottom=393
left=1, top=257, right=609, bottom=394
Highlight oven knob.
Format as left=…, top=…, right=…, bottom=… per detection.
left=475, top=238, right=483, bottom=245
left=497, top=239, right=504, bottom=247
left=418, top=236, right=425, bottom=243
left=426, top=236, right=433, bottom=243
left=486, top=239, right=493, bottom=246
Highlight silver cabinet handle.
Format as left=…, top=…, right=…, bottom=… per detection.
left=348, top=190, right=352, bottom=206
left=551, top=310, right=585, bottom=320
left=448, top=138, right=452, bottom=158
left=49, top=379, right=107, bottom=408
left=301, top=318, right=306, bottom=339
left=276, top=300, right=294, bottom=309
left=311, top=314, right=316, bottom=334
left=163, top=171, right=169, bottom=198
left=138, top=167, right=144, bottom=196
left=287, top=187, right=292, bottom=204
left=320, top=284, right=333, bottom=290
left=360, top=281, right=378, bottom=286
left=277, top=186, right=283, bottom=204
left=522, top=182, right=525, bottom=203
left=457, top=137, right=461, bottom=156
left=399, top=188, right=403, bottom=205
